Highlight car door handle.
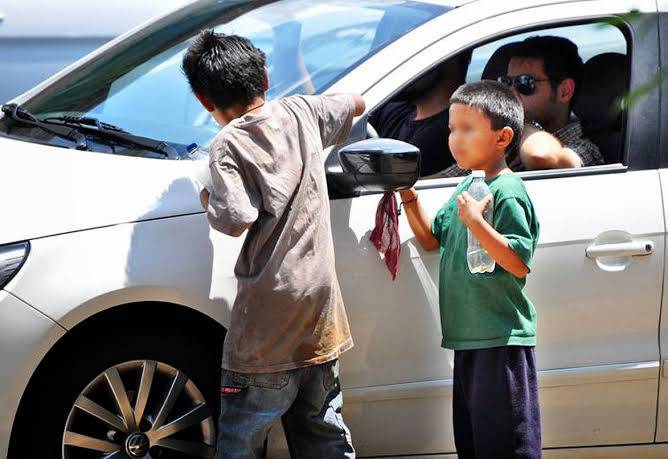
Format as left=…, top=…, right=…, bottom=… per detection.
left=586, top=240, right=654, bottom=259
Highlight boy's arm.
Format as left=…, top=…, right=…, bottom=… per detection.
left=399, top=188, right=439, bottom=252
left=200, top=188, right=209, bottom=210
left=349, top=93, right=366, bottom=117
left=312, top=93, right=366, bottom=148
left=323, top=92, right=365, bottom=116
left=457, top=192, right=529, bottom=278
left=200, top=188, right=249, bottom=238
left=204, top=145, right=260, bottom=238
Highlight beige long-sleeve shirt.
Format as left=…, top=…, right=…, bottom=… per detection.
left=207, top=94, right=355, bottom=373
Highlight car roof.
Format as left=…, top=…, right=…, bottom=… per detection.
left=417, top=0, right=474, bottom=5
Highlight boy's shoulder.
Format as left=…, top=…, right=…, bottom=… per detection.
left=208, top=129, right=233, bottom=163
left=490, top=173, right=532, bottom=203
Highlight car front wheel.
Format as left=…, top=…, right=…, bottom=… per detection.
left=9, top=325, right=221, bottom=459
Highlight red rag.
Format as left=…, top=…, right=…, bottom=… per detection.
left=369, top=192, right=401, bottom=280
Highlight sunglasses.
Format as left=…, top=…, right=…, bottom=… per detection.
left=497, top=74, right=551, bottom=95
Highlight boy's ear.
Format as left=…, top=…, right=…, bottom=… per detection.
left=195, top=92, right=215, bottom=112
left=497, top=126, right=514, bottom=152
left=263, top=67, right=270, bottom=92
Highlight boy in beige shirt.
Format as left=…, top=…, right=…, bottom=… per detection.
left=182, top=30, right=365, bottom=458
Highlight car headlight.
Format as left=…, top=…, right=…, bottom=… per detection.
left=0, top=241, right=29, bottom=290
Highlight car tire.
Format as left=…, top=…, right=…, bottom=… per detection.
left=8, top=324, right=221, bottom=459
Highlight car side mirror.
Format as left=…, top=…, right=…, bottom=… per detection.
left=336, top=138, right=421, bottom=194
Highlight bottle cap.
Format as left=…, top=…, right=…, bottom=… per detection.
left=471, top=170, right=485, bottom=178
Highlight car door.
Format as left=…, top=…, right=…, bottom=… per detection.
left=329, top=1, right=662, bottom=456
left=652, top=1, right=668, bottom=443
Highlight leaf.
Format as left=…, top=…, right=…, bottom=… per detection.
left=620, top=68, right=668, bottom=111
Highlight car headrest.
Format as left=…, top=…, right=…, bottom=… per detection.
left=481, top=42, right=518, bottom=81
left=574, top=52, right=627, bottom=132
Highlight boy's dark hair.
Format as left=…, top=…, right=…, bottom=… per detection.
left=182, top=30, right=267, bottom=110
left=510, top=35, right=584, bottom=106
left=450, top=80, right=524, bottom=156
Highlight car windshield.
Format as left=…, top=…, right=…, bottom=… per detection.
left=3, top=0, right=450, bottom=153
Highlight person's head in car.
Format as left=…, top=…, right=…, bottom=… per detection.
left=503, top=36, right=583, bottom=133
left=182, top=30, right=269, bottom=126
left=399, top=50, right=473, bottom=114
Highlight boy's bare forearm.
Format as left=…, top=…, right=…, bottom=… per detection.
left=399, top=189, right=439, bottom=252
left=466, top=217, right=528, bottom=278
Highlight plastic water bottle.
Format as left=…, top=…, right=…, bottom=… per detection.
left=186, top=143, right=213, bottom=191
left=467, top=170, right=495, bottom=273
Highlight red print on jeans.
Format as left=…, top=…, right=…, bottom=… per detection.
left=221, top=386, right=244, bottom=395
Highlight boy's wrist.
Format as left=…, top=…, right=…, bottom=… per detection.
left=462, top=212, right=485, bottom=229
left=399, top=188, right=417, bottom=202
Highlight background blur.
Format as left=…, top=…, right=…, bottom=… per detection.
left=0, top=0, right=191, bottom=102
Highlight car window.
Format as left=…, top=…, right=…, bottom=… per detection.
left=468, top=22, right=628, bottom=168
left=466, top=23, right=626, bottom=83
left=2, top=0, right=450, bottom=156
left=368, top=21, right=629, bottom=180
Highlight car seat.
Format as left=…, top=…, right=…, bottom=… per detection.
left=573, top=52, right=628, bottom=165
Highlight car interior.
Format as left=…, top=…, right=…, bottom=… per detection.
left=481, top=44, right=628, bottom=166
left=369, top=21, right=630, bottom=178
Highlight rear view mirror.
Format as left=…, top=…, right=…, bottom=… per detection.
left=335, top=138, right=421, bottom=194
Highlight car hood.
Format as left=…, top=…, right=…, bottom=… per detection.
left=0, top=135, right=205, bottom=245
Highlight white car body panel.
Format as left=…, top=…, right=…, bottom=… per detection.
left=0, top=136, right=204, bottom=245
left=0, top=291, right=65, bottom=458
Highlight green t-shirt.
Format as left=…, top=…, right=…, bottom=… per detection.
left=431, top=173, right=540, bottom=350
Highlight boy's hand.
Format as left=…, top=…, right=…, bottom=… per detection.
left=200, top=188, right=210, bottom=210
left=457, top=192, right=492, bottom=228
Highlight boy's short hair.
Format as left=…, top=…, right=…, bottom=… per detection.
left=450, top=80, right=524, bottom=156
left=510, top=36, right=584, bottom=106
left=182, top=30, right=267, bottom=110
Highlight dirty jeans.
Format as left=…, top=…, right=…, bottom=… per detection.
left=214, top=359, right=355, bottom=459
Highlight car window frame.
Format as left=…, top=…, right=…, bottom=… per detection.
left=659, top=11, right=668, bottom=169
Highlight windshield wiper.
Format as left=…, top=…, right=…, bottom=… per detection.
left=43, top=114, right=128, bottom=133
left=1, top=103, right=88, bottom=150
left=41, top=114, right=180, bottom=159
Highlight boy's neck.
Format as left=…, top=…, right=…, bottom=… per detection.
left=481, top=156, right=511, bottom=180
left=238, top=96, right=266, bottom=117
left=220, top=96, right=266, bottom=124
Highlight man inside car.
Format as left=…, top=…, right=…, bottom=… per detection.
left=369, top=51, right=472, bottom=177
left=500, top=35, right=604, bottom=170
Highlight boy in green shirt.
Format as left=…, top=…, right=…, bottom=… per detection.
left=400, top=80, right=541, bottom=458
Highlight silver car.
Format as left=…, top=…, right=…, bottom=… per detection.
left=1, top=0, right=666, bottom=457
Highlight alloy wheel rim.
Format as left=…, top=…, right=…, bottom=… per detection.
left=62, top=360, right=215, bottom=458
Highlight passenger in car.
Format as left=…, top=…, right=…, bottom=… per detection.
left=369, top=51, right=472, bottom=177
left=500, top=36, right=604, bottom=170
